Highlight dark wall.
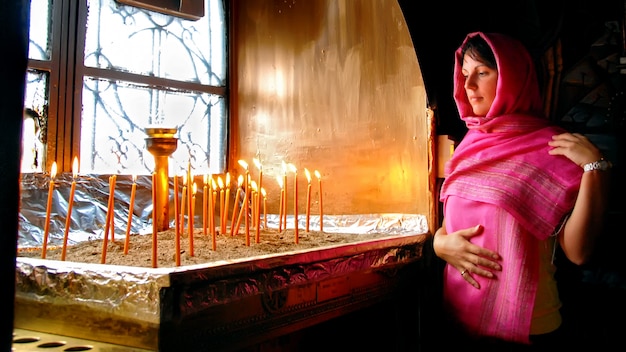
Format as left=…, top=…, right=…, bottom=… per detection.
left=398, top=0, right=623, bottom=140
left=0, top=1, right=29, bottom=351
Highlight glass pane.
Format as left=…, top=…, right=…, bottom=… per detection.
left=84, top=0, right=226, bottom=86
left=28, top=0, right=52, bottom=61
left=22, top=70, right=48, bottom=173
left=80, top=77, right=227, bottom=175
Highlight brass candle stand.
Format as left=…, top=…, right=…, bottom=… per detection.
left=145, top=126, right=178, bottom=232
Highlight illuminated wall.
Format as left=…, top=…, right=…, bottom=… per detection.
left=230, top=0, right=434, bottom=224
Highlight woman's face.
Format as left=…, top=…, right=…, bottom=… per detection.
left=461, top=53, right=498, bottom=117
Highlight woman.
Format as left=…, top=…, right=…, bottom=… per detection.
left=434, top=32, right=610, bottom=349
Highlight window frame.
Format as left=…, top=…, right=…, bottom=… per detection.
left=26, top=0, right=229, bottom=174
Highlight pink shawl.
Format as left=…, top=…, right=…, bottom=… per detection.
left=439, top=32, right=582, bottom=343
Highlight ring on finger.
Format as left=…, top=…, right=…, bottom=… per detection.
left=461, top=269, right=467, bottom=276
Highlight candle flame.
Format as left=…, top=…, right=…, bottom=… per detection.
left=226, top=172, right=231, bottom=186
left=182, top=173, right=187, bottom=186
left=192, top=182, right=198, bottom=194
left=211, top=177, right=217, bottom=189
left=304, top=168, right=311, bottom=183
left=132, top=174, right=137, bottom=182
left=281, top=161, right=287, bottom=174
left=287, top=163, right=297, bottom=174
left=314, top=170, right=321, bottom=179
left=253, top=158, right=262, bottom=171
left=50, top=162, right=57, bottom=179
left=237, top=174, right=244, bottom=187
left=238, top=159, right=248, bottom=170
left=261, top=187, right=267, bottom=198
left=250, top=180, right=258, bottom=192
left=276, top=175, right=283, bottom=188
left=217, top=176, right=224, bottom=189
left=72, top=157, right=79, bottom=178
left=204, top=174, right=208, bottom=185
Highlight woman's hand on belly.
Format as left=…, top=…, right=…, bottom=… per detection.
left=434, top=222, right=502, bottom=289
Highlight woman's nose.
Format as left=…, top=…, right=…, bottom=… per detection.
left=464, top=74, right=476, bottom=90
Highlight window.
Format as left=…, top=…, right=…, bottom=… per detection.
left=24, top=0, right=228, bottom=175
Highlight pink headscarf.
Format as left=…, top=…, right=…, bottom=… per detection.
left=439, top=32, right=582, bottom=342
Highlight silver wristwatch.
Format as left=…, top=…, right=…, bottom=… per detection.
left=582, top=159, right=612, bottom=172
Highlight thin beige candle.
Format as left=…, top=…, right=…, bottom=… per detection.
left=262, top=188, right=267, bottom=229
left=104, top=174, right=117, bottom=243
left=203, top=174, right=208, bottom=236
left=304, top=168, right=311, bottom=233
left=211, top=178, right=217, bottom=250
left=253, top=158, right=262, bottom=242
left=180, top=174, right=187, bottom=237
left=276, top=175, right=284, bottom=232
left=281, top=161, right=288, bottom=231
left=249, top=180, right=258, bottom=222
left=229, top=175, right=244, bottom=236
left=223, top=173, right=231, bottom=235
left=210, top=177, right=217, bottom=237
left=218, top=176, right=225, bottom=235
left=190, top=182, right=197, bottom=256
left=110, top=175, right=117, bottom=242
left=151, top=172, right=158, bottom=268
left=288, top=163, right=298, bottom=244
left=250, top=181, right=258, bottom=243
left=123, top=174, right=137, bottom=255
left=101, top=174, right=116, bottom=264
left=207, top=175, right=214, bottom=236
left=42, top=162, right=57, bottom=259
left=187, top=162, right=192, bottom=226
left=238, top=160, right=250, bottom=246
left=174, top=174, right=181, bottom=266
left=61, top=157, right=78, bottom=261
left=208, top=178, right=215, bottom=247
left=234, top=189, right=247, bottom=238
left=315, top=170, right=323, bottom=232
left=188, top=172, right=195, bottom=243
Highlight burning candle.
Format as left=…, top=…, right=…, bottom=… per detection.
left=230, top=175, right=244, bottom=236
left=253, top=158, right=263, bottom=242
left=41, top=162, right=57, bottom=259
left=288, top=163, right=298, bottom=243
left=203, top=174, right=208, bottom=236
left=101, top=174, right=117, bottom=264
left=315, top=170, right=323, bottom=232
left=238, top=160, right=250, bottom=244
left=123, top=173, right=137, bottom=255
left=276, top=175, right=284, bottom=232
left=151, top=172, right=158, bottom=268
left=61, top=157, right=78, bottom=260
left=190, top=182, right=197, bottom=256
left=218, top=176, right=225, bottom=235
left=304, top=168, right=311, bottom=233
left=174, top=173, right=181, bottom=266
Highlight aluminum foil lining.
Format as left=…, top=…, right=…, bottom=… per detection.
left=16, top=172, right=429, bottom=326
left=18, top=172, right=429, bottom=248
